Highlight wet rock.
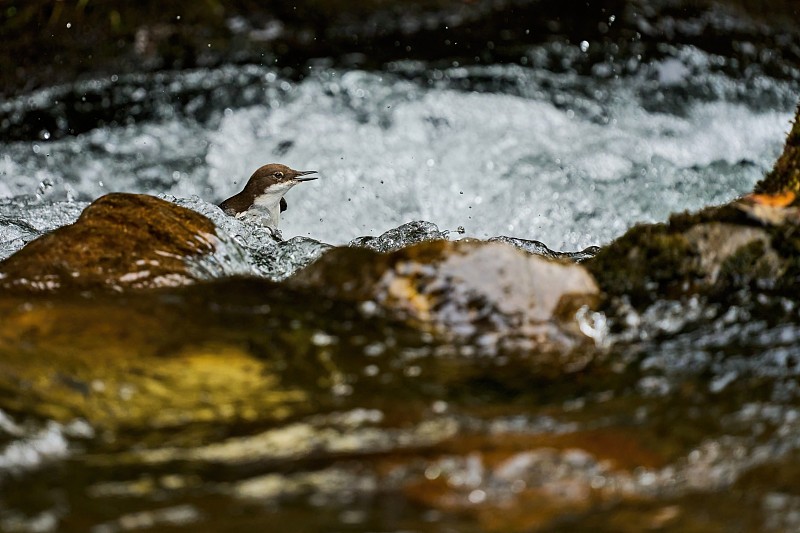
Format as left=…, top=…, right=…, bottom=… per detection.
left=291, top=239, right=600, bottom=353
left=0, top=279, right=352, bottom=434
left=0, top=193, right=252, bottom=292
left=683, top=222, right=784, bottom=285
left=585, top=201, right=786, bottom=307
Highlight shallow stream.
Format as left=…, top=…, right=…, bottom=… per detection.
left=2, top=3, right=800, bottom=531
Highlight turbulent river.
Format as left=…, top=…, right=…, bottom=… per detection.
left=3, top=4, right=800, bottom=531
left=1, top=46, right=797, bottom=253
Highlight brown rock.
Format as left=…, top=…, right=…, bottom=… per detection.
left=683, top=222, right=784, bottom=284
left=290, top=239, right=600, bottom=352
left=587, top=205, right=792, bottom=308
left=0, top=193, right=248, bottom=292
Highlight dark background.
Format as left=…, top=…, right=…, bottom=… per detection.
left=2, top=0, right=798, bottom=98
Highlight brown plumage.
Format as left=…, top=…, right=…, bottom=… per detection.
left=219, top=164, right=318, bottom=226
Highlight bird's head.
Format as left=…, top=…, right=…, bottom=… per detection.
left=247, top=164, right=318, bottom=196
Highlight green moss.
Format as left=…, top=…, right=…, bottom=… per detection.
left=585, top=222, right=701, bottom=308
left=714, top=239, right=776, bottom=290
left=667, top=204, right=752, bottom=230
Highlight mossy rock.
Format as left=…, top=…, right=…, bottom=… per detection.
left=755, top=103, right=800, bottom=195
left=0, top=193, right=249, bottom=292
left=291, top=239, right=600, bottom=353
left=586, top=202, right=792, bottom=309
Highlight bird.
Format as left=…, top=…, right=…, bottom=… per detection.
left=219, top=163, right=318, bottom=228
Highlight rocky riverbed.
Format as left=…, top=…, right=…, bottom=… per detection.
left=2, top=1, right=800, bottom=532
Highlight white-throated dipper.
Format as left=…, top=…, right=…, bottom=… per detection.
left=219, top=163, right=318, bottom=227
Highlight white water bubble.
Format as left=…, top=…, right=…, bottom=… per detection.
left=0, top=57, right=793, bottom=252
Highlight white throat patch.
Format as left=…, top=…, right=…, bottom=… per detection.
left=244, top=182, right=297, bottom=227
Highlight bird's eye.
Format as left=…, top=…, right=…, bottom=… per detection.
left=274, top=171, right=284, bottom=179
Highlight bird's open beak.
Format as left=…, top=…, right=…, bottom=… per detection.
left=293, top=170, right=318, bottom=182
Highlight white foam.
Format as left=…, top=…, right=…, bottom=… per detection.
left=207, top=72, right=791, bottom=248
left=0, top=56, right=794, bottom=251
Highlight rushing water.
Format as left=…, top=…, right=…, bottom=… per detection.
left=1, top=46, right=796, bottom=254
left=3, top=23, right=800, bottom=531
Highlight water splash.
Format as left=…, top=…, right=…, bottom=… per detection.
left=0, top=47, right=794, bottom=250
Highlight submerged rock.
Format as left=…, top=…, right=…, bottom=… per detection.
left=291, top=239, right=600, bottom=355
left=0, top=193, right=251, bottom=291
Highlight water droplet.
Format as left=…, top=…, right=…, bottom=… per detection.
left=331, top=383, right=353, bottom=396
left=37, top=179, right=53, bottom=194
left=311, top=331, right=336, bottom=346
left=424, top=465, right=441, bottom=480
left=468, top=489, right=487, bottom=504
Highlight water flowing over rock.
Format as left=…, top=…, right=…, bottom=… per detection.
left=0, top=198, right=86, bottom=261
left=2, top=1, right=800, bottom=531
left=489, top=235, right=600, bottom=263
left=0, top=193, right=252, bottom=291
left=348, top=220, right=450, bottom=252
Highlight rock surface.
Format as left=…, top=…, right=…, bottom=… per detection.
left=0, top=193, right=251, bottom=291
left=291, top=239, right=600, bottom=354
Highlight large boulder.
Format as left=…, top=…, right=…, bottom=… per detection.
left=0, top=193, right=251, bottom=291
left=290, top=239, right=601, bottom=355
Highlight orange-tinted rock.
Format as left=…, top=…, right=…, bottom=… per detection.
left=0, top=193, right=250, bottom=292
left=290, top=239, right=600, bottom=352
